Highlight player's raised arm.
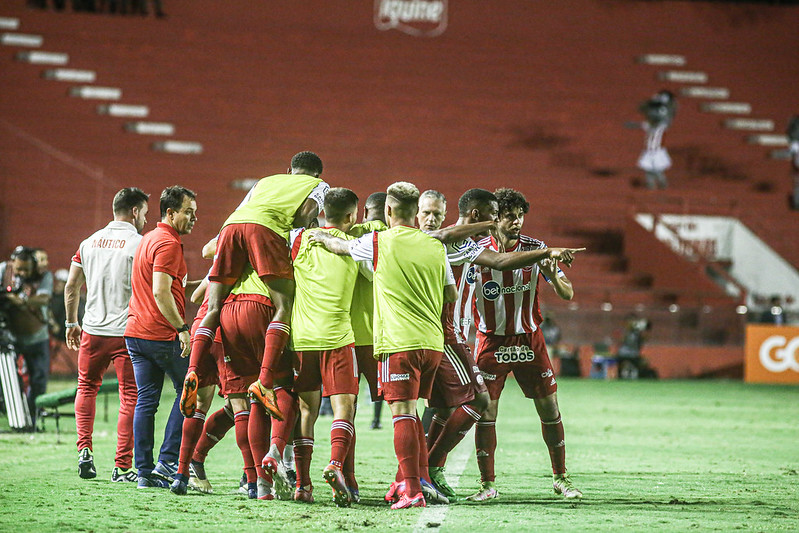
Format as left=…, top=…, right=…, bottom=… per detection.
left=427, top=220, right=495, bottom=244
left=539, top=258, right=574, bottom=301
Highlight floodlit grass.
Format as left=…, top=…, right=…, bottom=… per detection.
left=1, top=378, right=797, bottom=532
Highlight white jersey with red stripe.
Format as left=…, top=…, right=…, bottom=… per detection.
left=71, top=220, right=143, bottom=337
left=470, top=234, right=557, bottom=337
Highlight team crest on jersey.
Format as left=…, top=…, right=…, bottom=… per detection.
left=494, top=345, right=536, bottom=364
left=465, top=265, right=478, bottom=285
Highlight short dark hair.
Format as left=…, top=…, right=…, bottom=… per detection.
left=494, top=187, right=529, bottom=216
left=365, top=192, right=387, bottom=210
left=11, top=245, right=36, bottom=264
left=290, top=151, right=323, bottom=177
left=160, top=186, right=196, bottom=218
left=458, top=188, right=497, bottom=216
left=324, top=188, right=358, bottom=222
left=113, top=187, right=149, bottom=215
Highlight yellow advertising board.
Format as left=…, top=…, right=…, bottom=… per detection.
left=745, top=325, right=799, bottom=384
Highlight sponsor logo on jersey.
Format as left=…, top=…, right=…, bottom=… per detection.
left=550, top=377, right=557, bottom=386
left=182, top=273, right=188, bottom=288
left=465, top=265, right=478, bottom=285
left=759, top=335, right=799, bottom=372
left=482, top=280, right=532, bottom=301
left=374, top=0, right=447, bottom=37
left=390, top=373, right=410, bottom=381
left=494, top=345, right=536, bottom=364
left=480, top=371, right=497, bottom=381
left=476, top=374, right=485, bottom=386
left=541, top=368, right=554, bottom=379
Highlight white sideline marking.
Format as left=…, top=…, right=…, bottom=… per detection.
left=747, top=134, right=788, bottom=147
left=0, top=17, right=20, bottom=30
left=701, top=102, right=751, bottom=114
left=658, top=70, right=708, bottom=83
left=97, top=103, right=150, bottom=118
left=413, top=430, right=474, bottom=533
left=680, top=86, right=729, bottom=99
left=1, top=32, right=43, bottom=47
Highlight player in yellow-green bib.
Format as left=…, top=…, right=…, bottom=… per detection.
left=289, top=188, right=375, bottom=507
left=311, top=181, right=457, bottom=510
left=186, top=152, right=329, bottom=424
left=348, top=192, right=389, bottom=430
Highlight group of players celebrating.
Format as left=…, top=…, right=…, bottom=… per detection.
left=72, top=150, right=585, bottom=510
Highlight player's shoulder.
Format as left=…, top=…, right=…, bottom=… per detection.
left=476, top=235, right=493, bottom=248
left=519, top=234, right=545, bottom=249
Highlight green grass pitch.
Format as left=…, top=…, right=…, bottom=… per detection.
left=1, top=378, right=797, bottom=532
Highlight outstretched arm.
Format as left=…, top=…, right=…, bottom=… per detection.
left=475, top=247, right=585, bottom=271
left=539, top=258, right=574, bottom=301
left=428, top=221, right=495, bottom=244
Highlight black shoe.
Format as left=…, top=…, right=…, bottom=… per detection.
left=370, top=419, right=382, bottom=430
left=78, top=447, right=97, bottom=479
left=170, top=475, right=188, bottom=495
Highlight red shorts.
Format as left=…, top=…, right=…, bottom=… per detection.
left=190, top=318, right=224, bottom=389
left=429, top=343, right=487, bottom=409
left=209, top=223, right=293, bottom=285
left=355, top=345, right=380, bottom=402
left=378, top=349, right=442, bottom=402
left=219, top=295, right=272, bottom=395
left=474, top=330, right=557, bottom=400
left=293, top=344, right=359, bottom=397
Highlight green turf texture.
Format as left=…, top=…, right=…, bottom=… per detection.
left=1, top=378, right=797, bottom=532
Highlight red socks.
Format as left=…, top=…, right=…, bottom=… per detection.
left=343, top=428, right=357, bottom=489
left=330, top=419, right=354, bottom=468
left=270, top=388, right=298, bottom=456
left=428, top=404, right=481, bottom=468
left=415, top=416, right=430, bottom=483
left=293, top=437, right=314, bottom=488
left=189, top=327, right=215, bottom=373
left=177, top=410, right=206, bottom=477
left=193, top=405, right=235, bottom=463
left=426, top=413, right=446, bottom=450
left=248, top=401, right=271, bottom=479
left=475, top=420, right=497, bottom=483
left=234, top=409, right=256, bottom=483
left=258, top=322, right=290, bottom=387
left=393, top=414, right=422, bottom=496
left=541, top=415, right=566, bottom=475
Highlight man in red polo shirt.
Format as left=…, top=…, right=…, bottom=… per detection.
left=125, top=186, right=200, bottom=488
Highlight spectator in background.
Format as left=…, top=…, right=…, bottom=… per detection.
left=124, top=186, right=198, bottom=488
left=628, top=90, right=677, bottom=190
left=0, top=246, right=53, bottom=429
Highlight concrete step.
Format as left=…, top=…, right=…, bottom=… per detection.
left=151, top=140, right=203, bottom=155
left=680, top=86, right=729, bottom=99
left=42, top=68, right=96, bottom=83
left=636, top=54, right=685, bottom=66
left=701, top=102, right=751, bottom=114
left=724, top=118, right=774, bottom=132
left=747, top=134, right=788, bottom=147
left=658, top=70, right=708, bottom=83
left=124, top=122, right=175, bottom=135
left=15, top=50, right=68, bottom=65
left=69, top=86, right=122, bottom=100
left=1, top=32, right=42, bottom=47
left=0, top=17, right=20, bottom=30
left=97, top=103, right=149, bottom=118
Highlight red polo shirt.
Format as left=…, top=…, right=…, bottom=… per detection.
left=125, top=222, right=188, bottom=341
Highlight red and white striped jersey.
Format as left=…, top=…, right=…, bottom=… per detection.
left=441, top=238, right=484, bottom=345
left=470, top=234, right=559, bottom=337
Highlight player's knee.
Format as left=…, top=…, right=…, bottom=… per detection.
left=470, top=391, right=490, bottom=414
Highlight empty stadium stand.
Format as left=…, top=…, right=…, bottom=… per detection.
left=1, top=1, right=797, bottom=368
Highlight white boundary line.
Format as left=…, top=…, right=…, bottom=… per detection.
left=413, top=428, right=475, bottom=533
